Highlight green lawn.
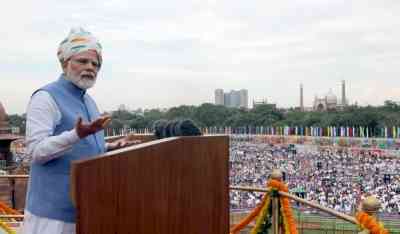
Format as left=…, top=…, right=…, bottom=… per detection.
left=293, top=211, right=400, bottom=234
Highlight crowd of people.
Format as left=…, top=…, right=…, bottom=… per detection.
left=229, top=138, right=400, bottom=215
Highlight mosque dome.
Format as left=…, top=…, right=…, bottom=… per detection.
left=326, top=89, right=337, bottom=105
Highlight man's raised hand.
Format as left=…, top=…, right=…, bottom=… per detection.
left=75, top=115, right=111, bottom=139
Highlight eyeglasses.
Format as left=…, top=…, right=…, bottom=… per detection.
left=71, top=58, right=100, bottom=69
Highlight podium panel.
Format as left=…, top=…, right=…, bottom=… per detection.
left=71, top=135, right=229, bottom=234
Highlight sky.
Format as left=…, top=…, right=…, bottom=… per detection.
left=1, top=0, right=400, bottom=114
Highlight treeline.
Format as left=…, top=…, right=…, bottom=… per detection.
left=98, top=100, right=400, bottom=131
left=6, top=100, right=400, bottom=135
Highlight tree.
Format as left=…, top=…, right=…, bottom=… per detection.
left=6, top=114, right=26, bottom=134
left=383, top=100, right=399, bottom=110
left=165, top=105, right=195, bottom=120
left=143, top=109, right=165, bottom=128
left=9, top=101, right=400, bottom=136
left=193, top=103, right=234, bottom=127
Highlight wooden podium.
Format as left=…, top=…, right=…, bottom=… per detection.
left=71, top=135, right=229, bottom=234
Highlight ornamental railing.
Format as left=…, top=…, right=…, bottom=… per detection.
left=229, top=169, right=392, bottom=234
left=230, top=186, right=357, bottom=234
left=0, top=175, right=28, bottom=220
left=230, top=186, right=357, bottom=224
left=0, top=175, right=28, bottom=210
left=0, top=174, right=27, bottom=233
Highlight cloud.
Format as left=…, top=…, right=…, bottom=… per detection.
left=1, top=0, right=400, bottom=113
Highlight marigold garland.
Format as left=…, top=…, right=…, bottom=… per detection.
left=230, top=195, right=269, bottom=234
left=267, top=179, right=289, bottom=193
left=0, top=202, right=21, bottom=216
left=268, top=179, right=298, bottom=234
left=355, top=211, right=389, bottom=234
left=230, top=179, right=298, bottom=234
left=0, top=201, right=21, bottom=233
left=250, top=196, right=272, bottom=234
left=280, top=196, right=297, bottom=234
left=0, top=220, right=16, bottom=234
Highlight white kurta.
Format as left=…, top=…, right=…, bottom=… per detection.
left=19, top=210, right=75, bottom=234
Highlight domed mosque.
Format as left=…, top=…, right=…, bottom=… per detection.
left=313, top=89, right=338, bottom=111
left=299, top=80, right=348, bottom=112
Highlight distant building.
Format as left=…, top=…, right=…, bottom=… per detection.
left=300, top=80, right=348, bottom=111
left=341, top=80, right=347, bottom=106
left=239, top=89, right=248, bottom=109
left=214, top=89, right=224, bottom=106
left=300, top=84, right=304, bottom=111
left=337, top=80, right=348, bottom=109
left=0, top=101, right=21, bottom=166
left=214, top=89, right=248, bottom=108
left=253, top=99, right=276, bottom=109
left=0, top=102, right=10, bottom=134
left=313, top=89, right=338, bottom=111
left=118, top=104, right=128, bottom=111
left=253, top=98, right=268, bottom=107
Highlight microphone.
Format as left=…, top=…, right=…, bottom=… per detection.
left=153, top=119, right=202, bottom=139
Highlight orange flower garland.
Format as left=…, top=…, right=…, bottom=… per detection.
left=230, top=179, right=298, bottom=234
left=0, top=203, right=18, bottom=234
left=250, top=196, right=271, bottom=234
left=230, top=195, right=268, bottom=234
left=0, top=202, right=21, bottom=215
left=268, top=179, right=298, bottom=234
left=0, top=201, right=21, bottom=233
left=355, top=211, right=389, bottom=234
left=0, top=220, right=16, bottom=234
left=267, top=179, right=288, bottom=193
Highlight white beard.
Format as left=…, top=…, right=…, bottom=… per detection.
left=65, top=72, right=96, bottom=90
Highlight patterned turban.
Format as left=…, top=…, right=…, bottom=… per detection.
left=57, top=27, right=102, bottom=67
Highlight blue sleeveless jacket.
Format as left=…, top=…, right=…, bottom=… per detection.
left=26, top=75, right=106, bottom=222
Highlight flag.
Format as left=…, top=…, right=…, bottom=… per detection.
left=392, top=126, right=396, bottom=139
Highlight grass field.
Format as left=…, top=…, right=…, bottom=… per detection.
left=293, top=210, right=400, bottom=234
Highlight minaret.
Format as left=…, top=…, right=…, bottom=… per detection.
left=300, top=83, right=304, bottom=111
left=341, top=80, right=346, bottom=106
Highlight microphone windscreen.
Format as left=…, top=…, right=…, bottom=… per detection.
left=153, top=119, right=168, bottom=139
left=153, top=119, right=202, bottom=139
left=165, top=120, right=177, bottom=138
left=177, top=119, right=202, bottom=136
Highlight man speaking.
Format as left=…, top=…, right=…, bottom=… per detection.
left=21, top=27, right=129, bottom=234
